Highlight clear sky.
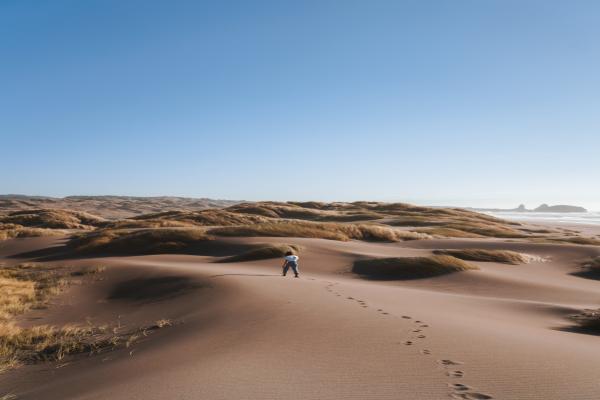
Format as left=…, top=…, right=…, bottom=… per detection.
left=1, top=1, right=599, bottom=210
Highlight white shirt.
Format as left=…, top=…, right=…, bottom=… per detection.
left=284, top=255, right=299, bottom=262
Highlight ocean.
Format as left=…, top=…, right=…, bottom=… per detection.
left=485, top=211, right=600, bottom=226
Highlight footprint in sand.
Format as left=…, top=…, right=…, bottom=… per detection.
left=415, top=320, right=422, bottom=323
left=413, top=329, right=421, bottom=333
left=421, top=349, right=431, bottom=355
left=402, top=316, right=411, bottom=319
left=417, top=335, right=426, bottom=339
left=420, top=324, right=429, bottom=328
left=381, top=312, right=389, bottom=315
left=450, top=383, right=471, bottom=391
left=347, top=297, right=354, bottom=300
left=440, top=359, right=464, bottom=366
left=450, top=393, right=493, bottom=400
left=447, top=370, right=464, bottom=378
left=404, top=341, right=413, bottom=345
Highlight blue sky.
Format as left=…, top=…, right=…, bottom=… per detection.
left=1, top=1, right=599, bottom=209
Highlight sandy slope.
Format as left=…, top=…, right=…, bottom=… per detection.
left=1, top=234, right=600, bottom=400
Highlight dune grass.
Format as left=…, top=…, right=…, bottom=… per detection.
left=131, top=209, right=270, bottom=226
left=0, top=264, right=68, bottom=320
left=0, top=209, right=105, bottom=229
left=417, top=223, right=527, bottom=239
left=102, top=219, right=195, bottom=229
left=68, top=227, right=212, bottom=255
left=207, top=220, right=428, bottom=242
left=0, top=223, right=66, bottom=241
left=219, top=244, right=301, bottom=263
left=0, top=263, right=172, bottom=372
left=554, top=236, right=600, bottom=246
left=433, top=249, right=527, bottom=264
left=569, top=309, right=600, bottom=332
left=582, top=256, right=600, bottom=270
left=352, top=255, right=478, bottom=280
left=1, top=319, right=173, bottom=373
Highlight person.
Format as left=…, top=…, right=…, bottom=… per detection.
left=282, top=251, right=300, bottom=278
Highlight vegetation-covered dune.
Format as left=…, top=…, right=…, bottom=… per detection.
left=569, top=309, right=600, bottom=332
left=0, top=209, right=105, bottom=229
left=433, top=249, right=528, bottom=264
left=68, top=228, right=212, bottom=255
left=207, top=220, right=429, bottom=242
left=352, top=255, right=478, bottom=280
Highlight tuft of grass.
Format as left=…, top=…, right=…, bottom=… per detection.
left=152, top=319, right=173, bottom=329
left=219, top=244, right=301, bottom=263
left=352, top=255, right=478, bottom=280
left=68, top=228, right=212, bottom=255
left=582, top=256, right=600, bottom=270
left=207, top=221, right=428, bottom=242
left=569, top=309, right=600, bottom=332
left=433, top=249, right=527, bottom=264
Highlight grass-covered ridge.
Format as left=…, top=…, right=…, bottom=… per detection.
left=68, top=228, right=212, bottom=255
left=433, top=249, right=528, bottom=264
left=207, top=220, right=429, bottom=242
left=0, top=223, right=66, bottom=240
left=352, top=255, right=478, bottom=280
left=0, top=209, right=105, bottom=230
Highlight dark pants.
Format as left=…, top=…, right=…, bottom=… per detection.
left=283, top=262, right=299, bottom=277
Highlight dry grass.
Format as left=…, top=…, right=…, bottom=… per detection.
left=226, top=202, right=382, bottom=222
left=553, top=236, right=600, bottom=246
left=102, top=219, right=195, bottom=229
left=221, top=201, right=532, bottom=239
left=531, top=236, right=600, bottom=246
left=68, top=228, right=212, bottom=255
left=415, top=227, right=483, bottom=238
left=0, top=223, right=66, bottom=240
left=352, top=255, right=478, bottom=280
left=219, top=244, right=301, bottom=263
left=207, top=221, right=428, bottom=242
left=0, top=262, right=171, bottom=372
left=0, top=319, right=172, bottom=373
left=569, top=309, right=600, bottom=332
left=582, top=256, right=600, bottom=270
left=433, top=249, right=527, bottom=264
left=0, top=264, right=68, bottom=320
left=0, top=209, right=105, bottom=229
left=132, top=209, right=270, bottom=226
left=416, top=223, right=527, bottom=238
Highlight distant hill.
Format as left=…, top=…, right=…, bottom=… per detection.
left=0, top=195, right=242, bottom=219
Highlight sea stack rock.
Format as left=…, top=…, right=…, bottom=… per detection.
left=533, top=204, right=587, bottom=213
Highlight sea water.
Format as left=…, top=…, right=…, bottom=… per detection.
left=485, top=211, right=600, bottom=226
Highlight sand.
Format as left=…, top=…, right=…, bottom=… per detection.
left=1, top=229, right=600, bottom=400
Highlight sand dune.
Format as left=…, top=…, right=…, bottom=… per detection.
left=1, top=225, right=599, bottom=400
